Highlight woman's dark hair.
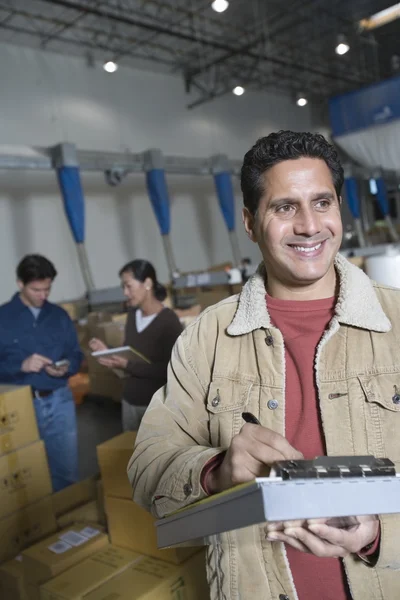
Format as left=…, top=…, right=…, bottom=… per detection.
left=119, top=259, right=167, bottom=301
left=241, top=130, right=344, bottom=216
left=16, top=254, right=57, bottom=284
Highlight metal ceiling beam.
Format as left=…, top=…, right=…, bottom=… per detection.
left=38, top=0, right=368, bottom=87
left=0, top=145, right=243, bottom=176
left=0, top=20, right=178, bottom=67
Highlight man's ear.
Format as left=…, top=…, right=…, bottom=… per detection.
left=242, top=207, right=257, bottom=243
left=17, top=279, right=23, bottom=292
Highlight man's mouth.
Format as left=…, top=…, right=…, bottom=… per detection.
left=287, top=240, right=327, bottom=256
left=291, top=242, right=322, bottom=253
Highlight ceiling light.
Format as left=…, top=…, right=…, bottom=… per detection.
left=103, top=60, right=118, bottom=73
left=211, top=0, right=229, bottom=13
left=359, top=3, right=400, bottom=31
left=335, top=34, right=350, bottom=55
left=233, top=86, right=245, bottom=96
left=296, top=94, right=308, bottom=107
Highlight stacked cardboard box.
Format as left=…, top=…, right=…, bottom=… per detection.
left=0, top=386, right=55, bottom=565
left=85, top=314, right=126, bottom=402
left=39, top=545, right=140, bottom=600
left=97, top=432, right=202, bottom=564
left=52, top=476, right=106, bottom=529
left=21, top=523, right=108, bottom=599
left=38, top=544, right=208, bottom=600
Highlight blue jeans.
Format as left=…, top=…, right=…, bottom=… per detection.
left=33, top=386, right=79, bottom=492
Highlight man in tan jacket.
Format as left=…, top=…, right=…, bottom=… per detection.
left=128, top=131, right=400, bottom=599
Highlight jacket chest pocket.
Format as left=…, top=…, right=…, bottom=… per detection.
left=359, top=373, right=400, bottom=460
left=206, top=379, right=254, bottom=448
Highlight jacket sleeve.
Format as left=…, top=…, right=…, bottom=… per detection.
left=0, top=320, right=27, bottom=382
left=127, top=329, right=222, bottom=518
left=62, top=315, right=84, bottom=376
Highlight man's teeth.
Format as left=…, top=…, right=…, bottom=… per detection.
left=292, top=243, right=322, bottom=253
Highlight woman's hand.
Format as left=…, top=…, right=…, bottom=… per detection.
left=89, top=338, right=108, bottom=352
left=98, top=355, right=128, bottom=369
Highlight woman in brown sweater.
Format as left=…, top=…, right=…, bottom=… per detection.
left=90, top=260, right=182, bottom=431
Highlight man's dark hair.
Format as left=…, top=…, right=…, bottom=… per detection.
left=241, top=130, right=344, bottom=215
left=119, top=259, right=167, bottom=302
left=16, top=255, right=57, bottom=285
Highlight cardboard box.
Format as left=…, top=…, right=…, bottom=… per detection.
left=92, top=322, right=125, bottom=351
left=57, top=500, right=100, bottom=529
left=96, top=480, right=106, bottom=527
left=97, top=432, right=136, bottom=499
left=84, top=551, right=207, bottom=600
left=0, top=555, right=28, bottom=600
left=0, top=385, right=39, bottom=457
left=40, top=546, right=141, bottom=600
left=0, top=496, right=57, bottom=563
left=22, top=524, right=108, bottom=588
left=52, top=477, right=98, bottom=518
left=58, top=300, right=88, bottom=322
left=0, top=440, right=52, bottom=519
left=105, top=496, right=197, bottom=565
left=111, top=313, right=128, bottom=326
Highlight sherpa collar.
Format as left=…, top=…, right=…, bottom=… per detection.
left=227, top=253, right=391, bottom=336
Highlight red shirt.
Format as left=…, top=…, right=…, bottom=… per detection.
left=267, top=293, right=350, bottom=600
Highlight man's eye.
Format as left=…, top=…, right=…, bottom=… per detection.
left=316, top=199, right=331, bottom=209
left=276, top=205, right=294, bottom=213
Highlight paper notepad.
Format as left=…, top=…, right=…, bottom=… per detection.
left=92, top=346, right=151, bottom=364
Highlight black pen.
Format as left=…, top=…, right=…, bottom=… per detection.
left=242, top=412, right=261, bottom=425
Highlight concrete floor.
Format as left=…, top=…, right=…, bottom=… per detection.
left=76, top=395, right=123, bottom=480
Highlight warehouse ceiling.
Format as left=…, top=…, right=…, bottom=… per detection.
left=0, top=0, right=398, bottom=108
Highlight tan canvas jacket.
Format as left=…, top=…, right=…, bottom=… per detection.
left=128, top=254, right=400, bottom=600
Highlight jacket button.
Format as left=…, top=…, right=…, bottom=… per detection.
left=211, top=395, right=220, bottom=407
left=267, top=399, right=279, bottom=410
left=279, top=596, right=290, bottom=600
left=183, top=483, right=193, bottom=497
left=265, top=335, right=274, bottom=346
left=392, top=394, right=400, bottom=405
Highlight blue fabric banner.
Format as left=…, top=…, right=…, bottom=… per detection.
left=146, top=169, right=170, bottom=236
left=344, top=177, right=361, bottom=219
left=329, top=76, right=400, bottom=137
left=214, top=172, right=235, bottom=232
left=56, top=166, right=85, bottom=244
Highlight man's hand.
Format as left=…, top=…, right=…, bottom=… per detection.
left=89, top=338, right=108, bottom=353
left=98, top=355, right=128, bottom=370
left=21, top=354, right=52, bottom=373
left=45, top=364, right=69, bottom=378
left=265, top=515, right=379, bottom=557
left=207, top=423, right=303, bottom=494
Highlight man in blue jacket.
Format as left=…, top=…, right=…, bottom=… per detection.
left=0, top=254, right=83, bottom=491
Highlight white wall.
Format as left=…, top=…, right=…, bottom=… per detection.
left=0, top=42, right=317, bottom=303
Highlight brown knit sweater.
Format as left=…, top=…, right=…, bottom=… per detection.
left=123, top=307, right=183, bottom=406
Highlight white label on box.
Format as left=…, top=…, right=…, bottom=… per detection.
left=59, top=531, right=88, bottom=547
left=48, top=540, right=73, bottom=554
left=15, top=555, right=23, bottom=562
left=79, top=526, right=101, bottom=539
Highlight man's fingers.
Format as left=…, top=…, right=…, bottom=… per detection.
left=242, top=423, right=303, bottom=460
left=307, top=524, right=361, bottom=553
left=284, top=527, right=349, bottom=558
left=266, top=531, right=310, bottom=553
left=266, top=520, right=307, bottom=533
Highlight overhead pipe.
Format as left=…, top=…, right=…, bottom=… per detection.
left=211, top=154, right=241, bottom=266
left=52, top=143, right=95, bottom=292
left=144, top=149, right=178, bottom=278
